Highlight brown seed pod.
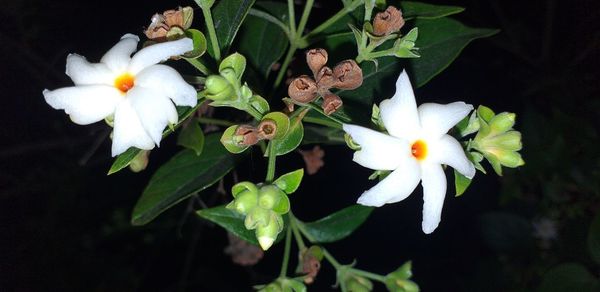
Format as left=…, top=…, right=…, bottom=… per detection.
left=235, top=125, right=260, bottom=146
left=372, top=6, right=405, bottom=36
left=315, top=66, right=335, bottom=90
left=257, top=119, right=278, bottom=140
left=322, top=92, right=343, bottom=115
left=332, top=60, right=363, bottom=90
left=306, top=48, right=328, bottom=77
left=288, top=75, right=318, bottom=103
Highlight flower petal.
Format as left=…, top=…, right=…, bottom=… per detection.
left=418, top=101, right=473, bottom=139
left=343, top=124, right=411, bottom=170
left=66, top=54, right=114, bottom=85
left=379, top=70, right=421, bottom=140
left=128, top=38, right=193, bottom=74
left=127, top=87, right=178, bottom=145
left=112, top=98, right=156, bottom=156
left=420, top=163, right=447, bottom=234
left=100, top=34, right=140, bottom=73
left=356, top=158, right=421, bottom=207
left=43, top=86, right=123, bottom=125
left=429, top=134, right=476, bottom=178
left=135, top=64, right=197, bottom=107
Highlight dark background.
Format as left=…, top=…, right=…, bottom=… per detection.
left=1, top=0, right=599, bottom=291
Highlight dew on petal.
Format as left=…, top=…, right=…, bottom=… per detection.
left=411, top=140, right=427, bottom=160
left=114, top=73, right=135, bottom=93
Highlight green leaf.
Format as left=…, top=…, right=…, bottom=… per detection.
left=401, top=1, right=465, bottom=19
left=299, top=205, right=373, bottom=243
left=211, top=0, right=256, bottom=56
left=108, top=104, right=201, bottom=174
left=197, top=205, right=260, bottom=244
left=454, top=169, right=472, bottom=197
left=302, top=125, right=346, bottom=145
left=588, top=212, right=600, bottom=264
left=237, top=1, right=289, bottom=78
left=537, top=263, right=599, bottom=292
left=177, top=120, right=205, bottom=156
left=274, top=169, right=304, bottom=194
left=131, top=134, right=236, bottom=225
left=270, top=114, right=304, bottom=156
left=409, top=17, right=499, bottom=87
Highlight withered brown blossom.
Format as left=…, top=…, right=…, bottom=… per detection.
left=224, top=233, right=264, bottom=266
left=145, top=6, right=193, bottom=41
left=257, top=119, right=278, bottom=140
left=372, top=6, right=405, bottom=36
left=287, top=48, right=363, bottom=115
left=234, top=125, right=260, bottom=146
left=301, top=250, right=321, bottom=284
left=299, top=146, right=325, bottom=175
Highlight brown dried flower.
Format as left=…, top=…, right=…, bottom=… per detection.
left=306, top=48, right=328, bottom=77
left=299, top=146, right=325, bottom=175
left=332, top=60, right=363, bottom=90
left=322, top=93, right=343, bottom=115
left=145, top=6, right=193, bottom=41
left=235, top=125, right=260, bottom=146
left=373, top=6, right=405, bottom=36
left=315, top=66, right=335, bottom=90
left=288, top=75, right=318, bottom=103
left=257, top=119, right=277, bottom=140
left=301, top=251, right=321, bottom=284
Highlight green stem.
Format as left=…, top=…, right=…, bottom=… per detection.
left=265, top=141, right=277, bottom=182
left=196, top=117, right=234, bottom=127
left=287, top=0, right=296, bottom=37
left=296, top=0, right=314, bottom=36
left=289, top=213, right=307, bottom=250
left=321, top=248, right=342, bottom=269
left=201, top=6, right=221, bottom=62
left=185, top=58, right=211, bottom=75
left=279, top=226, right=293, bottom=277
left=301, top=6, right=349, bottom=43
left=303, top=116, right=343, bottom=129
left=350, top=268, right=386, bottom=283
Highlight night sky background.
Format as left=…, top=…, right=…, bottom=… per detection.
left=1, top=0, right=599, bottom=291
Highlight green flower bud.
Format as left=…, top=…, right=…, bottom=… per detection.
left=205, top=75, right=233, bottom=100
left=495, top=149, right=525, bottom=168
left=385, top=278, right=420, bottom=292
left=245, top=207, right=271, bottom=230
left=489, top=112, right=516, bottom=134
left=255, top=213, right=283, bottom=250
left=346, top=275, right=373, bottom=292
left=258, top=283, right=282, bottom=292
left=258, top=185, right=284, bottom=210
left=487, top=131, right=522, bottom=151
left=231, top=190, right=258, bottom=215
left=128, top=150, right=150, bottom=172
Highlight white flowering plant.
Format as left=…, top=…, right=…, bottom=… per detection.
left=43, top=0, right=524, bottom=291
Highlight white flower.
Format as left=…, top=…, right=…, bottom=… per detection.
left=43, top=34, right=197, bottom=156
left=343, top=70, right=476, bottom=234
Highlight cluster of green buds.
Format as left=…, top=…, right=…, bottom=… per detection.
left=226, top=169, right=303, bottom=250
left=203, top=53, right=270, bottom=119
left=459, top=105, right=524, bottom=176
left=352, top=4, right=419, bottom=64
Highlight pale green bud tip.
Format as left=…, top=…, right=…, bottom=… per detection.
left=204, top=75, right=232, bottom=99
left=258, top=236, right=275, bottom=250
left=490, top=112, right=516, bottom=133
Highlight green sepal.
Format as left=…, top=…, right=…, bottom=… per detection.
left=232, top=181, right=258, bottom=198
left=219, top=52, right=247, bottom=80
left=220, top=125, right=250, bottom=153
left=272, top=193, right=290, bottom=215
left=454, top=170, right=472, bottom=197
left=268, top=114, right=304, bottom=156
left=249, top=94, right=270, bottom=115
left=393, top=27, right=420, bottom=58
left=183, top=29, right=207, bottom=58
left=273, top=169, right=304, bottom=194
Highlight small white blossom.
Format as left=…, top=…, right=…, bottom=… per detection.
left=43, top=34, right=197, bottom=156
left=343, top=71, right=475, bottom=234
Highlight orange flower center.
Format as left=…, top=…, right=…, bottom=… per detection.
left=114, top=73, right=135, bottom=93
left=411, top=140, right=427, bottom=160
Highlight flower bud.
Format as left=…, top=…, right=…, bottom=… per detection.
left=315, top=66, right=335, bottom=89
left=322, top=93, right=343, bottom=115
left=256, top=213, right=283, bottom=250
left=257, top=119, right=278, bottom=140
left=230, top=189, right=258, bottom=215
left=346, top=275, right=373, bottom=292
left=495, top=150, right=525, bottom=168
left=129, top=150, right=150, bottom=172
left=489, top=112, right=516, bottom=134
left=234, top=124, right=260, bottom=146
left=488, top=131, right=522, bottom=151
left=306, top=48, right=328, bottom=77
left=245, top=207, right=271, bottom=230
left=332, top=60, right=363, bottom=90
left=373, top=6, right=405, bottom=36
left=258, top=185, right=284, bottom=210
left=204, top=75, right=234, bottom=100
left=288, top=76, right=318, bottom=103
